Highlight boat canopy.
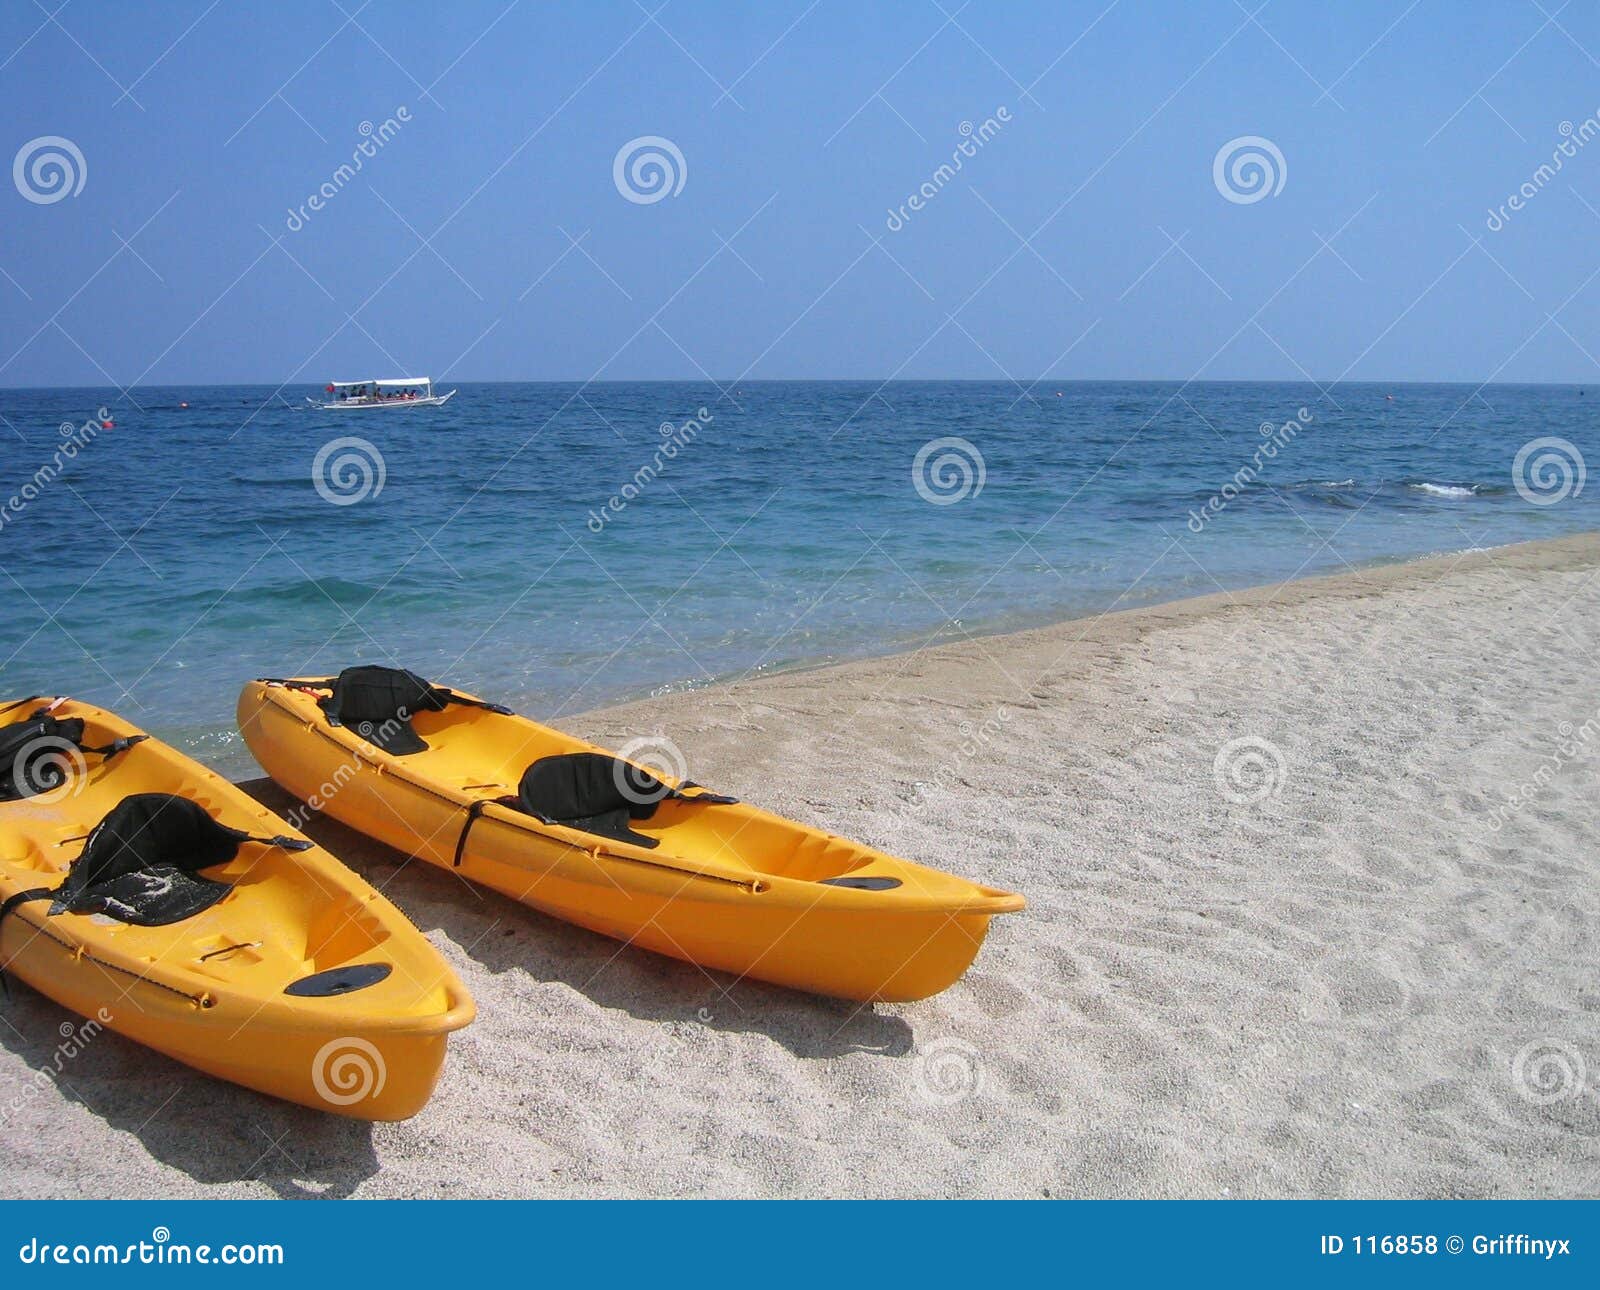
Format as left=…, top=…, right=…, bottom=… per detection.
left=376, top=377, right=430, bottom=386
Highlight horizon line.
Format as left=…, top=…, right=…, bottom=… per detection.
left=3, top=376, right=1597, bottom=394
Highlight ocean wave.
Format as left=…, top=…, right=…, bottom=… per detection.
left=1407, top=482, right=1479, bottom=498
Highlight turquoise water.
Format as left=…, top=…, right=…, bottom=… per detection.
left=1, top=381, right=1594, bottom=778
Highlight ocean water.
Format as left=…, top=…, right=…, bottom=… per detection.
left=1, top=381, right=1594, bottom=779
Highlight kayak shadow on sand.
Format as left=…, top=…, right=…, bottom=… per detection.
left=0, top=983, right=378, bottom=1198
left=241, top=779, right=917, bottom=1062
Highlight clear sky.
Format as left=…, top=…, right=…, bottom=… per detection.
left=2, top=0, right=1599, bottom=387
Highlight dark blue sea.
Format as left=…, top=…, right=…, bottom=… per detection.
left=1, top=380, right=1594, bottom=779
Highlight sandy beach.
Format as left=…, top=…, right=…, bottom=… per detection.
left=3, top=533, right=1596, bottom=1199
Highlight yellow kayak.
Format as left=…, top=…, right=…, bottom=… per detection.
left=238, top=667, right=1024, bottom=1001
left=0, top=696, right=474, bottom=1120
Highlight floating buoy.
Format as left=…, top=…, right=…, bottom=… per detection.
left=1384, top=394, right=1394, bottom=401
left=101, top=419, right=113, bottom=429
left=179, top=401, right=188, bottom=409
left=1055, top=391, right=1063, bottom=397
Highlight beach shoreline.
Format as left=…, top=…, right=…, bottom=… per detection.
left=4, top=531, right=1597, bottom=1198
left=579, top=531, right=1600, bottom=723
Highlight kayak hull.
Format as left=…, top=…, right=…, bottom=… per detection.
left=0, top=699, right=474, bottom=1120
left=238, top=681, right=1023, bottom=1002
left=2, top=925, right=456, bottom=1120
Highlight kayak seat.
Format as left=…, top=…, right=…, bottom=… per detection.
left=0, top=712, right=145, bottom=800
left=306, top=665, right=515, bottom=755
left=511, top=752, right=737, bottom=850
left=318, top=665, right=454, bottom=756
left=0, top=793, right=313, bottom=931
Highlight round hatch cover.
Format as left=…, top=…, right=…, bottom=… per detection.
left=818, top=875, right=903, bottom=891
left=284, top=962, right=393, bottom=997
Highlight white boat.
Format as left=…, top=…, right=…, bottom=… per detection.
left=307, top=378, right=457, bottom=410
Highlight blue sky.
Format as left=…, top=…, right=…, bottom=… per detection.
left=2, top=0, right=1599, bottom=386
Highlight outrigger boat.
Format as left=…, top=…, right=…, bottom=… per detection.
left=308, top=377, right=456, bottom=410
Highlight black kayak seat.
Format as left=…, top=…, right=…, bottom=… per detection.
left=512, top=752, right=737, bottom=850
left=319, top=666, right=453, bottom=756
left=305, top=665, right=513, bottom=755
left=0, top=793, right=312, bottom=933
left=0, top=713, right=144, bottom=801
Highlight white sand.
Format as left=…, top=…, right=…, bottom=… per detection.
left=3, top=534, right=1597, bottom=1198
